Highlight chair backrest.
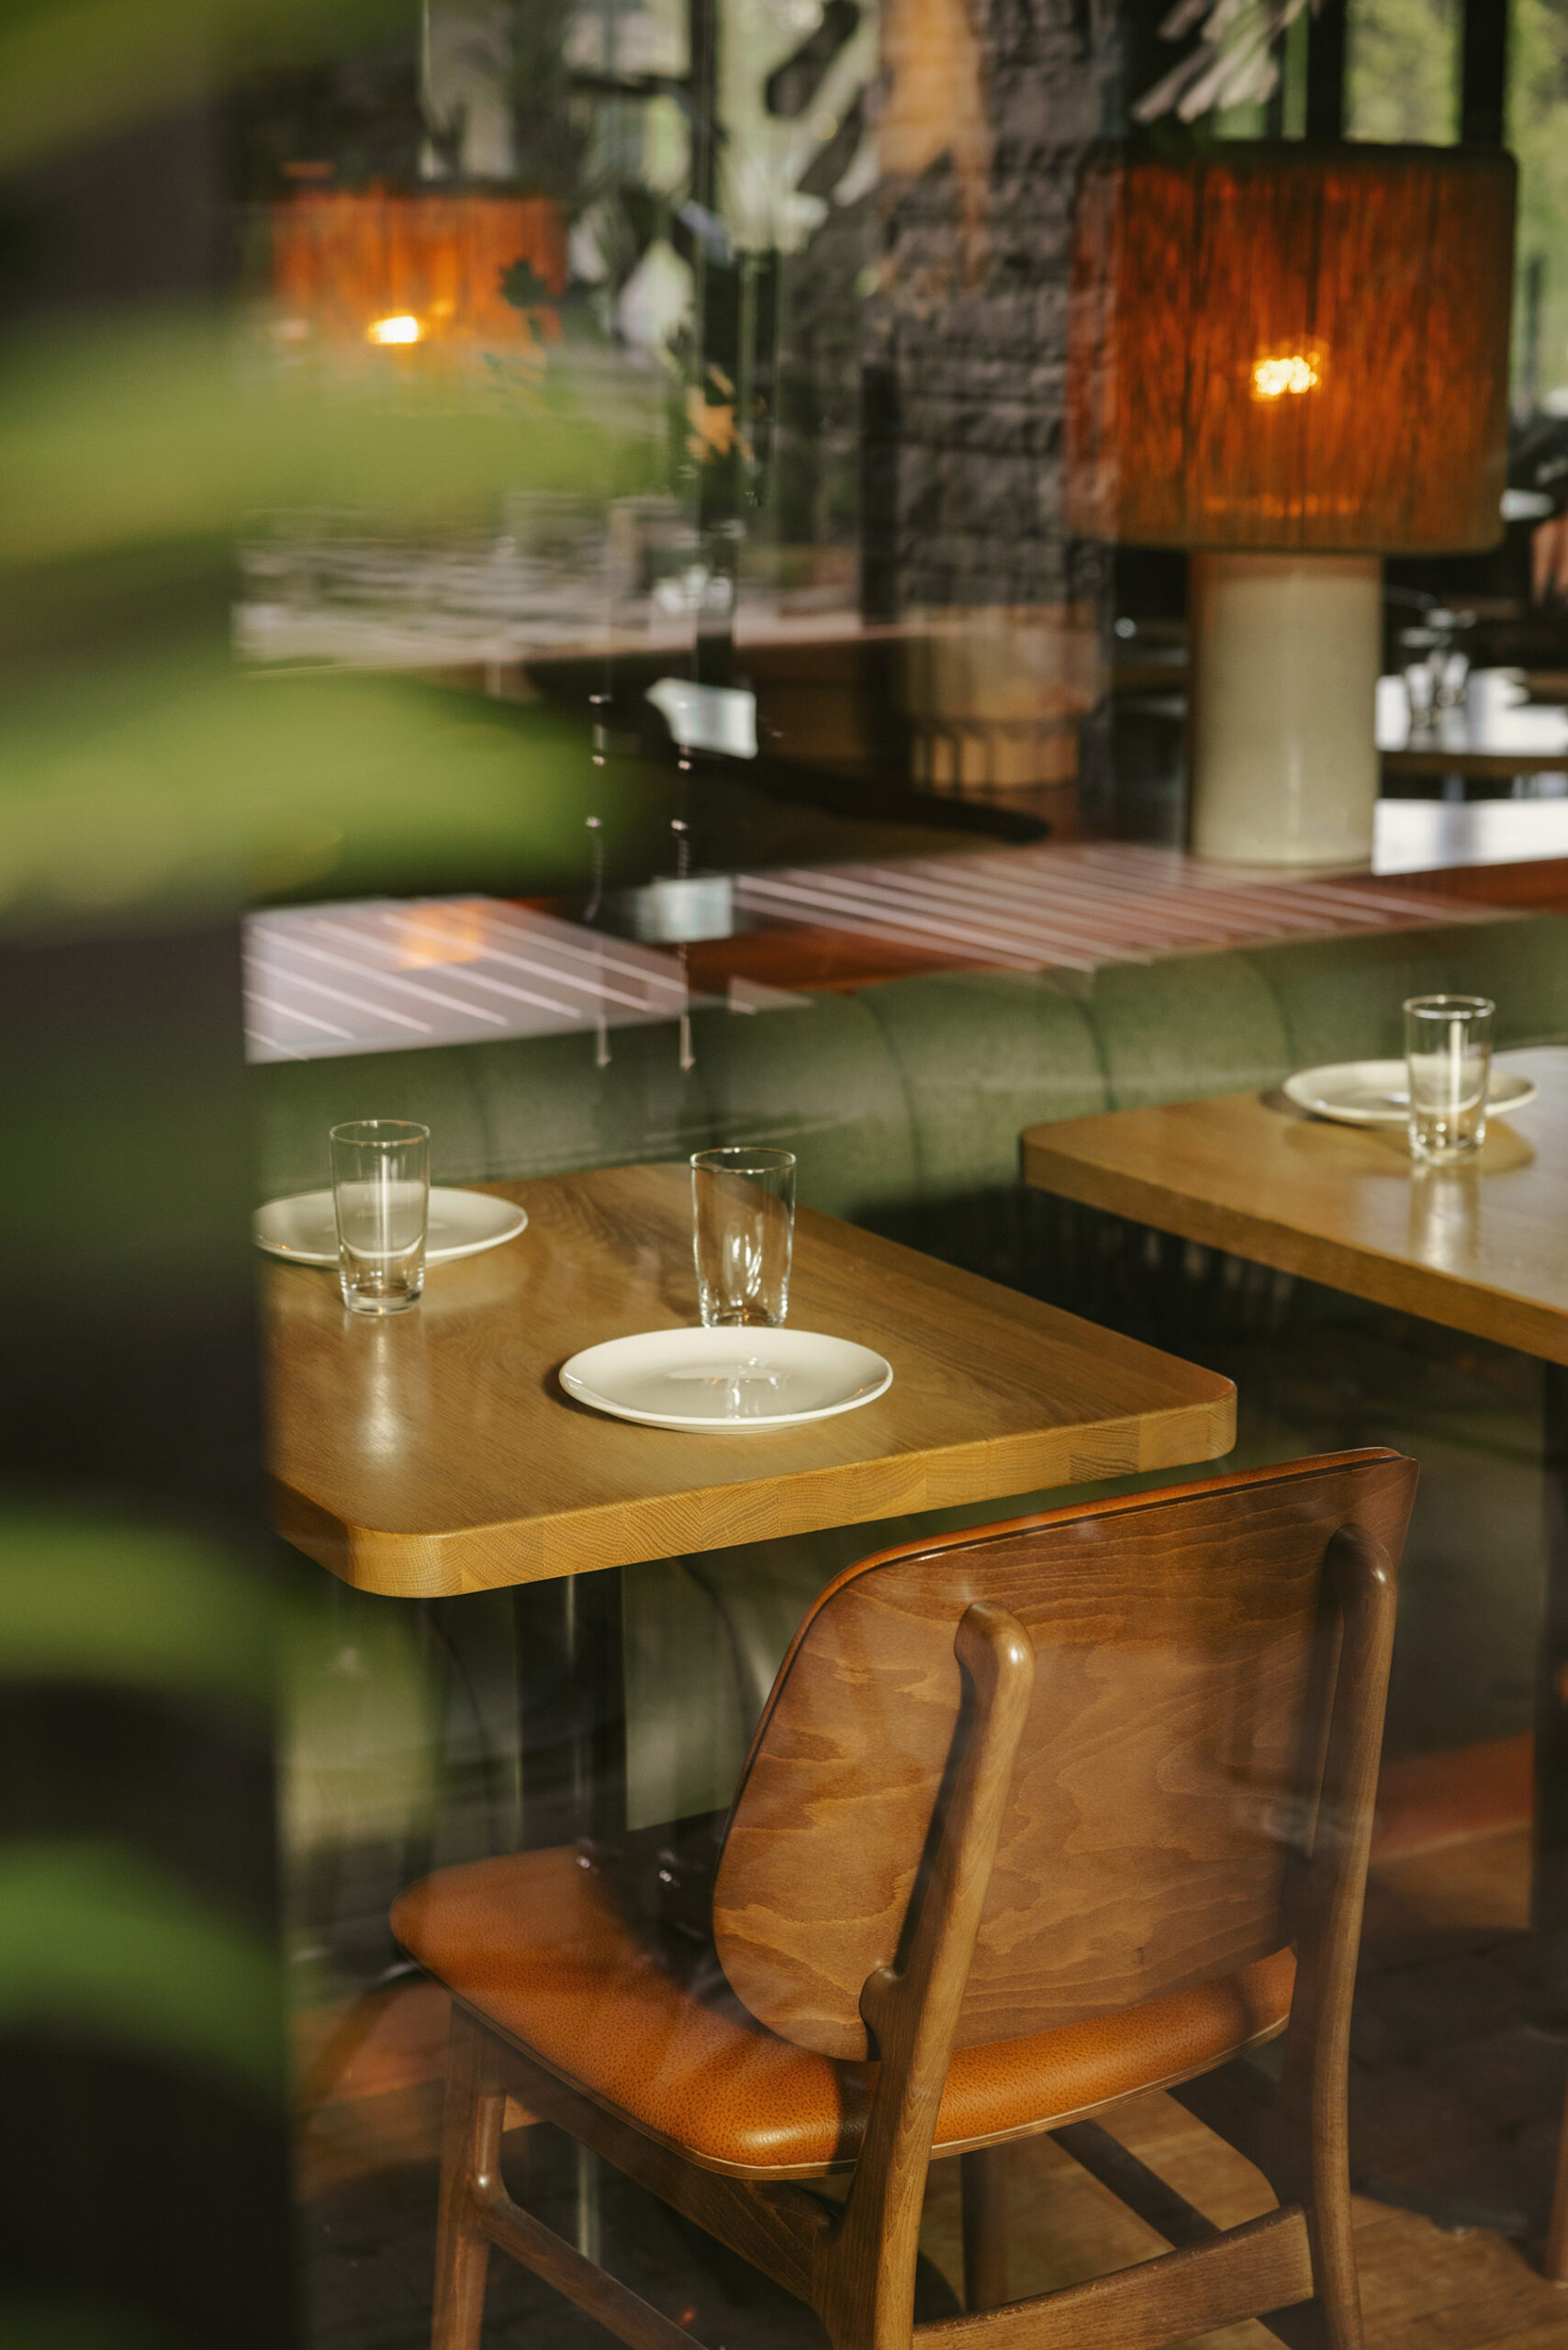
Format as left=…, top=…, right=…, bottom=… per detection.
left=712, top=1449, right=1416, bottom=2060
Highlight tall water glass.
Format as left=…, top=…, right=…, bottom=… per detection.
left=691, top=1146, right=796, bottom=1326
left=1404, top=996, right=1494, bottom=1164
left=330, top=1119, right=431, bottom=1314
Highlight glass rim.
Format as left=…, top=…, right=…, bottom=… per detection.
left=330, top=1118, right=431, bottom=1147
left=690, top=1144, right=797, bottom=1175
left=1402, top=994, right=1494, bottom=1018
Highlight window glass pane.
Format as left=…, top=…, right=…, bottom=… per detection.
left=1347, top=0, right=1459, bottom=142
left=1511, top=0, right=1568, bottom=412
left=14, top=0, right=1560, bottom=2337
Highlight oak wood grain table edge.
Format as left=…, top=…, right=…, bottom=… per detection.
left=270, top=1391, right=1238, bottom=1599
left=1022, top=1117, right=1568, bottom=1367
left=267, top=1165, right=1237, bottom=1599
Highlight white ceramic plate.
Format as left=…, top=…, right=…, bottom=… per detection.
left=559, top=1326, right=893, bottom=1432
left=253, top=1186, right=527, bottom=1266
left=1282, top=1059, right=1539, bottom=1128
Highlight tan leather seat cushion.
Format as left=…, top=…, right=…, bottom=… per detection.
left=392, top=1847, right=1294, bottom=2180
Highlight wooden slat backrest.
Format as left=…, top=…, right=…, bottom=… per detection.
left=712, top=1449, right=1416, bottom=2060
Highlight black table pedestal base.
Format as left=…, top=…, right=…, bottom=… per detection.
left=511, top=1566, right=627, bottom=1852
left=509, top=1567, right=626, bottom=2253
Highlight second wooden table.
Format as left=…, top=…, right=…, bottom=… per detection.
left=1022, top=1046, right=1568, bottom=1362
left=1022, top=1048, right=1568, bottom=2035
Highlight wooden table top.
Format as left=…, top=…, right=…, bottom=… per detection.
left=266, top=1162, right=1236, bottom=1598
left=1383, top=748, right=1568, bottom=780
left=1023, top=1046, right=1568, bottom=1364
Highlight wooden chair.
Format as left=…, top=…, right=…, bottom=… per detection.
left=1548, top=2099, right=1568, bottom=2284
left=391, top=1447, right=1416, bottom=2350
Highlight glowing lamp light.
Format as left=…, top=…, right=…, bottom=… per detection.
left=1251, top=352, right=1320, bottom=401
left=271, top=196, right=570, bottom=361
left=1067, top=142, right=1516, bottom=867
left=1068, top=144, right=1513, bottom=552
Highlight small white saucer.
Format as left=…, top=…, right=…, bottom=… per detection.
left=1282, top=1059, right=1539, bottom=1129
left=253, top=1186, right=527, bottom=1266
left=559, top=1327, right=893, bottom=1431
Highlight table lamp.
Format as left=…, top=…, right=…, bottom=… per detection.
left=1067, top=144, right=1516, bottom=865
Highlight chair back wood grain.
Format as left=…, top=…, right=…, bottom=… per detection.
left=712, top=1449, right=1416, bottom=2060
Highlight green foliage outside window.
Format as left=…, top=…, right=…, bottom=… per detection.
left=1347, top=0, right=1459, bottom=144
left=1510, top=0, right=1568, bottom=410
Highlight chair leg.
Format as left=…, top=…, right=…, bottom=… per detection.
left=960, top=2146, right=1008, bottom=2313
left=432, top=2008, right=506, bottom=2350
left=1303, top=2167, right=1363, bottom=2350
left=1545, top=2080, right=1568, bottom=2286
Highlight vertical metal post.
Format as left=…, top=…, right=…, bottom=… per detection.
left=1461, top=0, right=1509, bottom=147
left=1522, top=253, right=1545, bottom=420
left=688, top=0, right=719, bottom=214
left=1305, top=0, right=1347, bottom=140
left=695, top=251, right=743, bottom=691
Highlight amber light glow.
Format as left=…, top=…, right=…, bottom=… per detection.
left=1251, top=352, right=1320, bottom=400
left=271, top=194, right=567, bottom=354
left=1066, top=144, right=1516, bottom=552
left=390, top=901, right=489, bottom=968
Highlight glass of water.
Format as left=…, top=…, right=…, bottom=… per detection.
left=1404, top=996, right=1494, bottom=1164
left=330, top=1119, right=431, bottom=1314
left=690, top=1146, right=797, bottom=1327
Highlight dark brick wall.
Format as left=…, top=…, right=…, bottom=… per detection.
left=774, top=0, right=1126, bottom=615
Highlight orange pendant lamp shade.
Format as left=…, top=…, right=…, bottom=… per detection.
left=1066, top=143, right=1516, bottom=555
left=270, top=192, right=567, bottom=351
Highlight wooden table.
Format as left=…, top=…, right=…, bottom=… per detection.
left=268, top=1160, right=1236, bottom=1599
left=1023, top=1046, right=1568, bottom=1365
left=1021, top=1048, right=1568, bottom=2002
left=269, top=1159, right=1234, bottom=1852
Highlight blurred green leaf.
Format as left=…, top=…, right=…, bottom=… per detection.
left=0, top=654, right=673, bottom=917
left=0, top=0, right=404, bottom=170
left=0, top=1510, right=276, bottom=1712
left=0, top=313, right=657, bottom=574
left=0, top=1841, right=283, bottom=2104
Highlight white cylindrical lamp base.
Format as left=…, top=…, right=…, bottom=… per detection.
left=1188, top=551, right=1383, bottom=866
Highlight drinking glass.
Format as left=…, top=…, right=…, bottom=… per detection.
left=1437, top=646, right=1472, bottom=711
left=1399, top=627, right=1439, bottom=736
left=1428, top=607, right=1475, bottom=711
left=1404, top=996, right=1494, bottom=1164
left=690, top=1146, right=796, bottom=1326
left=330, top=1119, right=431, bottom=1314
